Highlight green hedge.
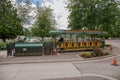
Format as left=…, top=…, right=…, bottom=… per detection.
left=105, top=44, right=111, bottom=47
left=81, top=52, right=92, bottom=58
left=80, top=48, right=109, bottom=58
left=93, top=48, right=109, bottom=56
left=0, top=40, right=13, bottom=51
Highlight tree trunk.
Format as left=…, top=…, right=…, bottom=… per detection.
left=41, top=37, right=44, bottom=42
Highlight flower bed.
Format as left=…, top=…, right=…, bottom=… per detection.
left=80, top=48, right=109, bottom=58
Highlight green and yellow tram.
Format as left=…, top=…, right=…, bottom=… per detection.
left=50, top=30, right=107, bottom=52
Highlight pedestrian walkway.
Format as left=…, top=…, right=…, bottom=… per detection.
left=0, top=49, right=116, bottom=65
left=0, top=62, right=81, bottom=80
left=0, top=51, right=84, bottom=64
left=0, top=50, right=7, bottom=57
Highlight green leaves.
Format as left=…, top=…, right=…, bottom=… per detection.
left=67, top=0, right=120, bottom=37
left=0, top=0, right=23, bottom=41
left=31, top=6, right=56, bottom=39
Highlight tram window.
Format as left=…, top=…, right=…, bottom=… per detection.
left=65, top=43, right=67, bottom=46
left=90, top=42, right=92, bottom=46
left=72, top=43, right=74, bottom=47
left=84, top=42, right=86, bottom=46
left=95, top=42, right=97, bottom=46
left=78, top=43, right=80, bottom=46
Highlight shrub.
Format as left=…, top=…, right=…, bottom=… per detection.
left=0, top=42, right=6, bottom=50
left=105, top=44, right=111, bottom=47
left=0, top=40, right=13, bottom=51
left=93, top=48, right=102, bottom=56
left=101, top=51, right=109, bottom=56
left=93, top=48, right=109, bottom=56
left=81, top=52, right=92, bottom=58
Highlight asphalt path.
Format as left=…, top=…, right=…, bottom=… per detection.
left=0, top=62, right=81, bottom=80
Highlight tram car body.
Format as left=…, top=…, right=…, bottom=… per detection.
left=50, top=30, right=107, bottom=52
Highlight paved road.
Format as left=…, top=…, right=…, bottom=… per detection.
left=0, top=62, right=81, bottom=80
left=46, top=75, right=115, bottom=80
left=73, top=57, right=120, bottom=80
left=72, top=40, right=120, bottom=80
left=0, top=62, right=117, bottom=80
left=106, top=39, right=120, bottom=48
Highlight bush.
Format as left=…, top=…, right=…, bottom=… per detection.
left=0, top=40, right=13, bottom=51
left=0, top=42, right=6, bottom=50
left=81, top=52, right=92, bottom=58
left=105, top=44, right=111, bottom=47
left=101, top=51, right=109, bottom=56
left=93, top=48, right=102, bottom=56
left=93, top=48, right=109, bottom=56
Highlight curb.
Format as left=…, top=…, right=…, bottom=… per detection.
left=82, top=74, right=118, bottom=80
left=0, top=59, right=81, bottom=65
left=0, top=54, right=119, bottom=65
left=83, top=54, right=114, bottom=60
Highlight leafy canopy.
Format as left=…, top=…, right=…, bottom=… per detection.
left=67, top=0, right=120, bottom=37
left=0, top=0, right=23, bottom=41
left=31, top=6, right=56, bottom=39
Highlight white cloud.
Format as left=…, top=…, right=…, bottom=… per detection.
left=13, top=0, right=69, bottom=29
left=42, top=0, right=69, bottom=30
left=10, top=0, right=16, bottom=4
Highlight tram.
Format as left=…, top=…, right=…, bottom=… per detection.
left=50, top=30, right=107, bottom=52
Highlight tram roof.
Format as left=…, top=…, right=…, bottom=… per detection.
left=50, top=30, right=108, bottom=35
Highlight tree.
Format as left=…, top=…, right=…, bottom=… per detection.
left=0, top=0, right=23, bottom=42
left=17, top=0, right=33, bottom=26
left=67, top=0, right=120, bottom=37
left=17, top=0, right=38, bottom=37
left=31, top=6, right=56, bottom=40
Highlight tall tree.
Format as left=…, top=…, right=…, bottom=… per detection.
left=0, top=0, right=23, bottom=42
left=67, top=0, right=120, bottom=37
left=17, top=0, right=37, bottom=36
left=31, top=6, right=56, bottom=40
left=17, top=0, right=33, bottom=26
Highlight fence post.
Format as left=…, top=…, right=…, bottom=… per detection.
left=42, top=43, right=44, bottom=56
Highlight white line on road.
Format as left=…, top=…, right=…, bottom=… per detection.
left=82, top=73, right=118, bottom=80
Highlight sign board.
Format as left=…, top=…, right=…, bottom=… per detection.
left=15, top=43, right=43, bottom=47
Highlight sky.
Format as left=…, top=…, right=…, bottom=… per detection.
left=41, top=0, right=69, bottom=29
left=31, top=0, right=44, bottom=5
left=15, top=0, right=69, bottom=29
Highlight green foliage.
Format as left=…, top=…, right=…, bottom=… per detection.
left=67, top=0, right=120, bottom=37
left=93, top=48, right=109, bottom=56
left=17, top=0, right=34, bottom=37
left=0, top=0, right=23, bottom=42
left=0, top=40, right=12, bottom=51
left=17, top=0, right=32, bottom=26
left=101, top=51, right=109, bottom=55
left=80, top=48, right=109, bottom=58
left=105, top=44, right=111, bottom=47
left=81, top=52, right=92, bottom=58
left=31, top=6, right=56, bottom=39
left=0, top=42, right=6, bottom=50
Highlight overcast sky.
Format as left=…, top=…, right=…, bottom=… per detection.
left=41, top=0, right=69, bottom=29
left=14, top=0, right=69, bottom=29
